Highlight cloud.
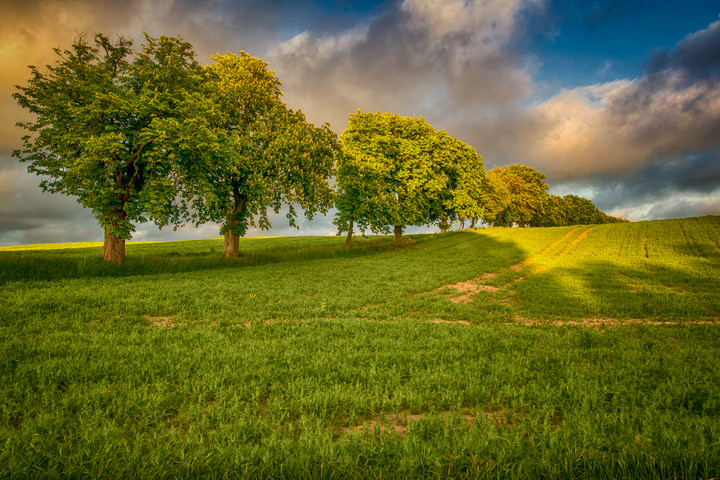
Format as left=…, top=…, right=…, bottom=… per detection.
left=501, top=18, right=720, bottom=220
left=270, top=0, right=540, bottom=130
left=611, top=192, right=720, bottom=222
left=646, top=19, right=720, bottom=83
left=0, top=164, right=100, bottom=245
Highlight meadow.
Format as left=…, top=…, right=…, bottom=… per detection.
left=1, top=216, right=719, bottom=479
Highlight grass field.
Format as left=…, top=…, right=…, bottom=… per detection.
left=1, top=216, right=719, bottom=478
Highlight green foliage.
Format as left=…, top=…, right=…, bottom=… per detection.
left=192, top=52, right=338, bottom=243
left=335, top=111, right=483, bottom=239
left=13, top=35, right=337, bottom=260
left=1, top=217, right=719, bottom=478
left=483, top=164, right=549, bottom=227
left=428, top=130, right=486, bottom=229
left=12, top=33, right=218, bottom=242
left=535, top=194, right=628, bottom=227
left=480, top=165, right=625, bottom=227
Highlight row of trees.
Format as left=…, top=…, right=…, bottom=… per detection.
left=333, top=116, right=624, bottom=244
left=14, top=33, right=622, bottom=263
left=14, top=34, right=336, bottom=263
left=480, top=165, right=626, bottom=228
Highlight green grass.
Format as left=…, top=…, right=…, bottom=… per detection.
left=1, top=216, right=719, bottom=478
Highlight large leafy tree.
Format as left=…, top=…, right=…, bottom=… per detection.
left=192, top=52, right=338, bottom=257
left=12, top=33, right=220, bottom=263
left=484, top=164, right=549, bottom=227
left=478, top=168, right=511, bottom=227
left=427, top=130, right=485, bottom=233
left=335, top=112, right=437, bottom=243
left=336, top=111, right=481, bottom=243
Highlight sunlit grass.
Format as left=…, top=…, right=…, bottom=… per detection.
left=0, top=241, right=105, bottom=251
left=1, top=217, right=719, bottom=478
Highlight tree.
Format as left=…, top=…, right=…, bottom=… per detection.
left=12, top=33, right=219, bottom=263
left=483, top=164, right=549, bottom=227
left=479, top=168, right=511, bottom=227
left=427, top=130, right=485, bottom=233
left=535, top=194, right=567, bottom=227
left=191, top=52, right=338, bottom=257
left=336, top=111, right=481, bottom=243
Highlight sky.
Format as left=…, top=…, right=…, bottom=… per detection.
left=1, top=0, right=719, bottom=245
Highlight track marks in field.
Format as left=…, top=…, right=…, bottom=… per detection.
left=678, top=221, right=701, bottom=257
left=709, top=237, right=720, bottom=252
left=520, top=226, right=595, bottom=273
left=553, top=227, right=594, bottom=259
left=423, top=227, right=595, bottom=306
left=522, top=227, right=579, bottom=266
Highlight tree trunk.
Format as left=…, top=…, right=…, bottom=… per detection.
left=393, top=225, right=403, bottom=243
left=470, top=218, right=476, bottom=229
left=345, top=220, right=354, bottom=248
left=222, top=183, right=247, bottom=258
left=102, top=229, right=126, bottom=264
left=223, top=229, right=240, bottom=258
left=440, top=214, right=449, bottom=234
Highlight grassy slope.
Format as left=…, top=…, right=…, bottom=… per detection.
left=1, top=217, right=719, bottom=478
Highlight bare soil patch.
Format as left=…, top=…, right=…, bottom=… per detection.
left=509, top=317, right=720, bottom=329
left=147, top=315, right=179, bottom=327
left=431, top=318, right=471, bottom=325
left=424, top=274, right=507, bottom=304
left=340, top=410, right=477, bottom=439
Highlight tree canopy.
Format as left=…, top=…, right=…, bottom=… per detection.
left=334, top=111, right=483, bottom=243
left=12, top=33, right=221, bottom=262
left=479, top=165, right=625, bottom=227
left=427, top=130, right=485, bottom=233
left=14, top=33, right=624, bottom=261
left=483, top=164, right=549, bottom=227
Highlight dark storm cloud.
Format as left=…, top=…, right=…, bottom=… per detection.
left=610, top=20, right=720, bottom=128
left=569, top=148, right=720, bottom=212
left=644, top=197, right=720, bottom=220
left=646, top=19, right=720, bottom=83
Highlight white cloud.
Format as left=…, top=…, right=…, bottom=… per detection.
left=401, top=0, right=532, bottom=47
left=277, top=23, right=370, bottom=61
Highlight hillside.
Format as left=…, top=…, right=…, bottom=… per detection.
left=1, top=216, right=719, bottom=478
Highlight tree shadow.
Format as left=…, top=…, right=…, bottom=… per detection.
left=0, top=236, right=381, bottom=285
left=0, top=231, right=524, bottom=286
